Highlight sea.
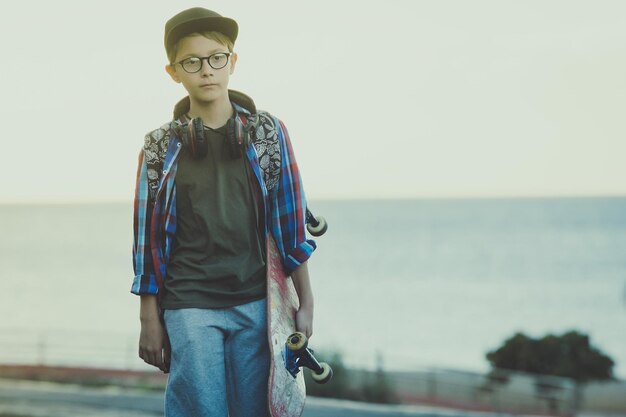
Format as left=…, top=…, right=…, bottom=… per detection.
left=1, top=197, right=625, bottom=379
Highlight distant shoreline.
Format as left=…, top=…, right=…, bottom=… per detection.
left=1, top=194, right=626, bottom=206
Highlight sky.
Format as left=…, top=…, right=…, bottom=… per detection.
left=1, top=0, right=626, bottom=203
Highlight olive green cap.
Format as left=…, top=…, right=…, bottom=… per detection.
left=164, top=7, right=238, bottom=59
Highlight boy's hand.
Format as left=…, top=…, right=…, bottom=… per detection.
left=296, top=305, right=314, bottom=339
left=139, top=317, right=170, bottom=373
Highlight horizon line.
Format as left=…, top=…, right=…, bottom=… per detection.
left=1, top=193, right=625, bottom=206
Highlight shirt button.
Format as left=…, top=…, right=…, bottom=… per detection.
left=177, top=143, right=182, bottom=147
left=163, top=170, right=168, bottom=174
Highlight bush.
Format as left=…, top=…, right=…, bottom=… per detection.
left=486, top=330, right=614, bottom=382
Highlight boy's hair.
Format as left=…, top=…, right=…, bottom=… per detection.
left=168, top=31, right=234, bottom=64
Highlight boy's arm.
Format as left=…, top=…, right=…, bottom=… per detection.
left=291, top=261, right=314, bottom=338
left=132, top=148, right=169, bottom=372
left=269, top=118, right=317, bottom=337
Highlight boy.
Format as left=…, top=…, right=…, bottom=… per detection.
left=131, top=7, right=316, bottom=417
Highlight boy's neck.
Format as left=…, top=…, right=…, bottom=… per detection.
left=188, top=95, right=233, bottom=129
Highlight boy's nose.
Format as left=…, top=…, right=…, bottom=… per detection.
left=200, top=60, right=214, bottom=76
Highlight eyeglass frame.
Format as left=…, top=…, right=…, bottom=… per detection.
left=173, top=52, right=234, bottom=73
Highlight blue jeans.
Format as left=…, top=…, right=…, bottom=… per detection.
left=163, top=298, right=270, bottom=417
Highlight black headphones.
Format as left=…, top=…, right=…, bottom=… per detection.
left=171, top=91, right=257, bottom=160
left=177, top=116, right=245, bottom=160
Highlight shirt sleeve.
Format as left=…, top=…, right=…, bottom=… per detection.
left=131, top=148, right=159, bottom=295
left=269, top=118, right=317, bottom=275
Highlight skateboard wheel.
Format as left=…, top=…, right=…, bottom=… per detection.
left=311, top=362, right=333, bottom=384
left=286, top=332, right=308, bottom=352
left=307, top=216, right=328, bottom=237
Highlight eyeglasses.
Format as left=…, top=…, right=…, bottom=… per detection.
left=174, top=52, right=233, bottom=73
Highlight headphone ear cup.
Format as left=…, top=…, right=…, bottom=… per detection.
left=187, top=117, right=208, bottom=159
left=226, top=117, right=245, bottom=159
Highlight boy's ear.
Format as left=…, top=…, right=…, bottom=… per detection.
left=229, top=52, right=238, bottom=75
left=165, top=64, right=181, bottom=83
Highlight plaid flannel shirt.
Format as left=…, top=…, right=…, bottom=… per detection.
left=131, top=103, right=316, bottom=296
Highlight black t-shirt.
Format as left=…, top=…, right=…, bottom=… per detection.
left=161, top=121, right=266, bottom=309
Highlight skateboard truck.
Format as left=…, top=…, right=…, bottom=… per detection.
left=305, top=208, right=328, bottom=237
left=284, top=332, right=333, bottom=384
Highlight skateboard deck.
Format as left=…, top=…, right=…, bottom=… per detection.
left=267, top=235, right=306, bottom=417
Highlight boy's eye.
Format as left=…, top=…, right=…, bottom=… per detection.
left=180, top=57, right=203, bottom=73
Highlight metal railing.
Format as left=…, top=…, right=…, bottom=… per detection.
left=379, top=368, right=579, bottom=416
left=1, top=329, right=625, bottom=416
left=0, top=328, right=146, bottom=371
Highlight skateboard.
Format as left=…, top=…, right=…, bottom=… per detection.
left=267, top=209, right=331, bottom=417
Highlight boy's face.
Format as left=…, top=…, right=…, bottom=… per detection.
left=166, top=35, right=237, bottom=105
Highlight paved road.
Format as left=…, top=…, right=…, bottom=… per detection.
left=0, top=379, right=498, bottom=417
